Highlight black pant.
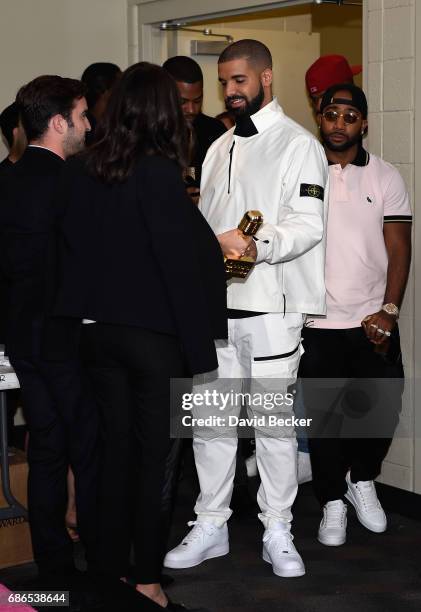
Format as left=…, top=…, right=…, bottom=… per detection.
left=299, top=326, right=404, bottom=506
left=6, top=389, right=20, bottom=447
left=82, top=323, right=186, bottom=584
left=10, top=355, right=100, bottom=575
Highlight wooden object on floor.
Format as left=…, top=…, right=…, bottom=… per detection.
left=0, top=448, right=33, bottom=569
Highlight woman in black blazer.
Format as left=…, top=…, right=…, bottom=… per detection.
left=52, top=62, right=227, bottom=611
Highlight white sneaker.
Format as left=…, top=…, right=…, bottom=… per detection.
left=164, top=521, right=229, bottom=569
left=245, top=451, right=258, bottom=477
left=297, top=451, right=312, bottom=484
left=262, top=523, right=305, bottom=578
left=318, top=500, right=347, bottom=546
left=345, top=472, right=387, bottom=533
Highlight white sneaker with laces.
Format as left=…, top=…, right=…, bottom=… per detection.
left=318, top=500, right=347, bottom=546
left=262, top=522, right=305, bottom=578
left=164, top=521, right=229, bottom=569
left=345, top=472, right=387, bottom=533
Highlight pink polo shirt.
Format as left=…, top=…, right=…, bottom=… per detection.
left=310, top=148, right=412, bottom=329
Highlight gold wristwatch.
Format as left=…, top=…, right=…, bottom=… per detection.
left=382, top=303, right=399, bottom=317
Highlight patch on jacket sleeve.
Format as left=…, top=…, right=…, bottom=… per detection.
left=300, top=184, right=324, bottom=200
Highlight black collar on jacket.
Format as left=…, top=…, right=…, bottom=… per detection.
left=25, top=145, right=64, bottom=165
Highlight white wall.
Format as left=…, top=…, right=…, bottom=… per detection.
left=364, top=0, right=418, bottom=493
left=0, top=0, right=129, bottom=157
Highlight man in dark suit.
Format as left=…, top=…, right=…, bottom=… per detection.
left=0, top=102, right=27, bottom=443
left=163, top=56, right=226, bottom=204
left=0, top=101, right=27, bottom=176
left=0, top=76, right=98, bottom=589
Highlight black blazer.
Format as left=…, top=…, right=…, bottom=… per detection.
left=0, top=147, right=64, bottom=356
left=192, top=113, right=226, bottom=168
left=50, top=154, right=227, bottom=375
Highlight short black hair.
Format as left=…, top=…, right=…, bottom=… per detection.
left=218, top=39, right=272, bottom=70
left=162, top=56, right=203, bottom=84
left=81, top=62, right=121, bottom=109
left=0, top=102, right=20, bottom=148
left=16, top=75, right=86, bottom=141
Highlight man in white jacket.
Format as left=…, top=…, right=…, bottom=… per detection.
left=165, top=39, right=328, bottom=578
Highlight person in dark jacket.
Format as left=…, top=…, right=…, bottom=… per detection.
left=51, top=61, right=227, bottom=611
left=80, top=61, right=121, bottom=144
left=0, top=76, right=98, bottom=591
left=163, top=56, right=226, bottom=204
left=0, top=101, right=27, bottom=443
left=0, top=101, right=27, bottom=175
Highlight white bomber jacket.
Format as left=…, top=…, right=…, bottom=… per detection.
left=199, top=98, right=329, bottom=315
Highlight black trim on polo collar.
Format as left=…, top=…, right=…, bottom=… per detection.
left=352, top=145, right=370, bottom=167
left=327, top=145, right=369, bottom=167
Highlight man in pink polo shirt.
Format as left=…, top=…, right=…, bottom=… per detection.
left=299, top=84, right=412, bottom=546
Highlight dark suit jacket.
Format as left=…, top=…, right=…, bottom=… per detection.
left=0, top=156, right=15, bottom=343
left=192, top=113, right=226, bottom=168
left=50, top=154, right=227, bottom=375
left=0, top=147, right=64, bottom=356
left=187, top=113, right=226, bottom=188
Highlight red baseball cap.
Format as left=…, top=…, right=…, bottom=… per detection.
left=305, top=55, right=363, bottom=96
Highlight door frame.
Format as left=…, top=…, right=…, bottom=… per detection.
left=128, top=0, right=312, bottom=63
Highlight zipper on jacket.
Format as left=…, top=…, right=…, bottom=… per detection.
left=228, top=140, right=235, bottom=194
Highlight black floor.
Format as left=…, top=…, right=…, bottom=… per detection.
left=1, top=449, right=421, bottom=612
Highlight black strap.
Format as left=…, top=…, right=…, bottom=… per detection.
left=253, top=343, right=300, bottom=361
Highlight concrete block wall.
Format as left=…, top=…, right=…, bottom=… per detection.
left=365, top=0, right=416, bottom=491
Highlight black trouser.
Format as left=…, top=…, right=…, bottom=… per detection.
left=81, top=323, right=186, bottom=584
left=6, top=389, right=20, bottom=447
left=299, top=326, right=404, bottom=506
left=10, top=355, right=100, bottom=575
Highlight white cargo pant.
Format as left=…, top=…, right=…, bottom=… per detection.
left=192, top=312, right=304, bottom=529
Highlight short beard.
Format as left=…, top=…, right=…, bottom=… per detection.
left=63, top=130, right=86, bottom=158
left=225, top=84, right=265, bottom=117
left=321, top=129, right=362, bottom=152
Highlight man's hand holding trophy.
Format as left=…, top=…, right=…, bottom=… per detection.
left=217, top=211, right=263, bottom=279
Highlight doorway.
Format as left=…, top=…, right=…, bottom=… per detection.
left=131, top=2, right=362, bottom=134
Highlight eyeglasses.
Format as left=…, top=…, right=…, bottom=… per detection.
left=322, top=110, right=361, bottom=125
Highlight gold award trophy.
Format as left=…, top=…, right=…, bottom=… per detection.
left=225, top=210, right=264, bottom=279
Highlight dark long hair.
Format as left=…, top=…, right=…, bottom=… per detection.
left=85, top=62, right=189, bottom=183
